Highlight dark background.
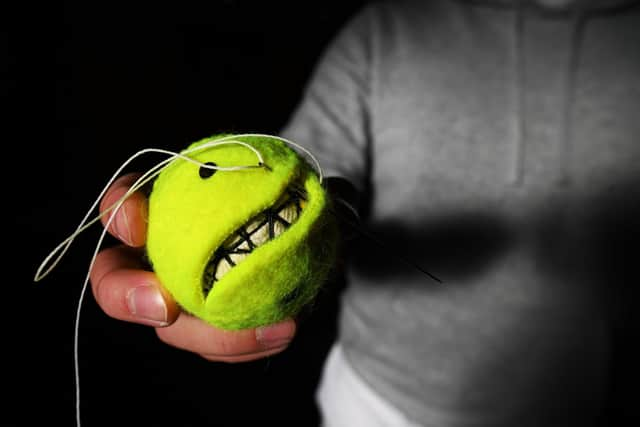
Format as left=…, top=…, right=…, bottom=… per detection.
left=6, top=1, right=366, bottom=426
left=5, top=1, right=639, bottom=426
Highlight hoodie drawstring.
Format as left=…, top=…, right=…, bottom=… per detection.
left=510, top=0, right=526, bottom=185
left=558, top=11, right=587, bottom=186
left=510, top=2, right=588, bottom=187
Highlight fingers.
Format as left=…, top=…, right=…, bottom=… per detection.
left=99, top=173, right=148, bottom=247
left=90, top=245, right=180, bottom=327
left=91, top=246, right=296, bottom=362
left=156, top=315, right=297, bottom=363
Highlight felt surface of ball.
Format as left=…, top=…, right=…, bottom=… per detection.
left=146, top=135, right=338, bottom=330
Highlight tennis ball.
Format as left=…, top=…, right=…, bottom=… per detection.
left=146, top=134, right=338, bottom=330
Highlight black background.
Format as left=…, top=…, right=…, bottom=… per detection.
left=6, top=1, right=365, bottom=426
left=5, top=1, right=639, bottom=426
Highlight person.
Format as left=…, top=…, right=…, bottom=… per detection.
left=91, top=0, right=639, bottom=425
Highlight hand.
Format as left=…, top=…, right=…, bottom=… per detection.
left=90, top=173, right=297, bottom=363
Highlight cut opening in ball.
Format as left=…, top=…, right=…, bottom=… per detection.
left=201, top=185, right=307, bottom=298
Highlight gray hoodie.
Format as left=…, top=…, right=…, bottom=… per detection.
left=283, top=0, right=639, bottom=425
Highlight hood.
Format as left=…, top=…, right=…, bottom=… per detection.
left=466, top=0, right=638, bottom=12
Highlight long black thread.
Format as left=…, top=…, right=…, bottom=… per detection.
left=328, top=204, right=443, bottom=284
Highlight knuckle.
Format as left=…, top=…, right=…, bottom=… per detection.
left=92, top=270, right=119, bottom=313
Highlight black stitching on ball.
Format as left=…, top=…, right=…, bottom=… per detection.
left=199, top=162, right=217, bottom=179
left=280, top=286, right=301, bottom=306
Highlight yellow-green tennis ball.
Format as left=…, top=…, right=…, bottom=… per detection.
left=146, top=135, right=338, bottom=330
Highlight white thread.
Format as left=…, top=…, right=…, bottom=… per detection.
left=224, top=133, right=325, bottom=184
left=33, top=134, right=324, bottom=427
left=33, top=140, right=264, bottom=283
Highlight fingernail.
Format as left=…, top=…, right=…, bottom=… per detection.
left=126, top=284, right=168, bottom=326
left=256, top=320, right=295, bottom=349
left=115, top=203, right=133, bottom=245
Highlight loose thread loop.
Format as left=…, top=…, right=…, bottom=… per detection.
left=34, top=138, right=267, bottom=282
left=34, top=134, right=324, bottom=283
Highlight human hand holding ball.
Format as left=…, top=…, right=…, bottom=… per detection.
left=91, top=174, right=294, bottom=362
left=90, top=135, right=338, bottom=362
